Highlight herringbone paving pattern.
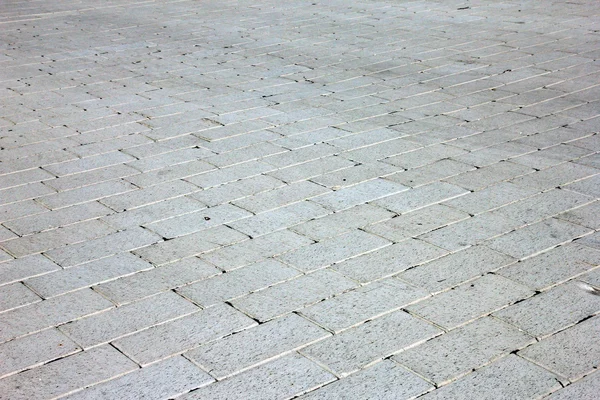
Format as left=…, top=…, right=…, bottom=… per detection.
left=1, top=0, right=600, bottom=398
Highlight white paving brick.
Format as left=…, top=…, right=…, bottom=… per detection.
left=233, top=180, right=330, bottom=213
left=0, top=282, right=41, bottom=313
left=186, top=313, right=330, bottom=379
left=231, top=269, right=358, bottom=322
left=300, top=311, right=441, bottom=377
left=311, top=178, right=408, bottom=211
left=113, top=304, right=257, bottom=366
left=99, top=180, right=199, bottom=212
left=0, top=254, right=60, bottom=286
left=59, top=291, right=199, bottom=348
left=374, top=182, right=468, bottom=214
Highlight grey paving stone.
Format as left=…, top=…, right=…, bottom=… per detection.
left=300, top=310, right=441, bottom=377
left=388, top=159, right=476, bottom=188
left=276, top=230, right=391, bottom=273
left=311, top=178, right=408, bottom=211
left=229, top=201, right=330, bottom=238
left=100, top=196, right=205, bottom=229
left=36, top=180, right=136, bottom=210
left=189, top=174, right=285, bottom=206
left=113, top=304, right=256, bottom=366
left=200, top=230, right=312, bottom=271
left=267, top=155, right=354, bottom=183
left=59, top=291, right=199, bottom=349
left=510, top=162, right=599, bottom=191
left=310, top=163, right=398, bottom=189
left=393, top=317, right=534, bottom=385
left=126, top=160, right=215, bottom=187
left=177, top=259, right=300, bottom=307
left=493, top=282, right=600, bottom=338
left=44, top=227, right=161, bottom=267
left=556, top=200, right=600, bottom=229
left=133, top=225, right=248, bottom=266
left=383, top=144, right=468, bottom=169
left=44, top=164, right=141, bottom=192
left=496, top=243, right=600, bottom=291
left=180, top=353, right=336, bottom=400
left=545, top=370, right=600, bottom=399
left=443, top=182, right=540, bottom=215
left=0, top=254, right=59, bottom=286
left=407, top=274, right=534, bottom=330
left=145, top=203, right=251, bottom=239
left=417, top=355, right=561, bottom=400
left=94, top=257, right=219, bottom=305
left=444, top=161, right=535, bottom=191
left=0, top=282, right=41, bottom=313
left=300, top=278, right=429, bottom=333
left=43, top=151, right=135, bottom=176
left=298, top=360, right=433, bottom=400
left=333, top=239, right=447, bottom=283
left=63, top=356, right=214, bottom=400
left=575, top=231, right=600, bottom=250
left=99, top=180, right=199, bottom=212
left=186, top=313, right=330, bottom=379
left=485, top=218, right=593, bottom=259
left=0, top=200, right=47, bottom=223
left=400, top=245, right=516, bottom=294
left=365, top=204, right=469, bottom=242
left=519, top=316, right=600, bottom=381
left=0, top=328, right=81, bottom=378
left=185, top=160, right=276, bottom=189
left=0, top=289, right=114, bottom=343
left=0, top=345, right=138, bottom=400
left=374, top=182, right=468, bottom=214
left=233, top=180, right=330, bottom=213
left=25, top=252, right=154, bottom=298
left=231, top=269, right=358, bottom=322
left=0, top=219, right=115, bottom=258
left=292, top=204, right=394, bottom=240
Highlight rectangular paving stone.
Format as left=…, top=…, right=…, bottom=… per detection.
left=0, top=168, right=55, bottom=190
left=277, top=230, right=391, bottom=273
left=99, top=180, right=199, bottom=212
left=388, top=159, right=475, bottom=188
left=494, top=282, right=600, bottom=338
left=300, top=278, right=429, bottom=333
left=0, top=288, right=114, bottom=343
left=59, top=291, right=199, bottom=349
left=229, top=200, right=330, bottom=238
left=485, top=218, right=592, bottom=259
left=300, top=310, right=441, bottom=377
left=177, top=259, right=300, bottom=307
left=0, top=282, right=41, bottom=313
left=233, top=180, right=330, bottom=213
left=189, top=174, right=285, bottom=206
left=127, top=147, right=212, bottom=172
left=0, top=200, right=47, bottom=223
left=556, top=200, right=600, bottom=229
left=95, top=257, right=220, bottom=305
left=444, top=161, right=535, bottom=191
left=101, top=196, right=205, bottom=229
left=298, top=360, right=432, bottom=400
left=384, top=143, right=468, bottom=169
left=134, top=225, right=248, bottom=265
left=44, top=227, right=160, bottom=267
left=333, top=239, right=447, bottom=283
left=491, top=188, right=594, bottom=225
left=126, top=160, right=215, bottom=187
left=311, top=178, right=408, bottom=211
left=262, top=143, right=338, bottom=168
left=267, top=155, right=354, bottom=183
left=0, top=345, right=138, bottom=400
left=1, top=219, right=114, bottom=257
left=25, top=253, right=154, bottom=298
left=496, top=242, right=600, bottom=291
left=145, top=203, right=251, bottom=239
left=63, top=356, right=214, bottom=400
left=400, top=245, right=516, bottom=293
left=393, top=317, right=534, bottom=385
left=3, top=201, right=113, bottom=236
left=365, top=204, right=469, bottom=241
left=186, top=313, right=330, bottom=379
left=37, top=180, right=136, bottom=210
left=0, top=254, right=60, bottom=286
left=44, top=164, right=140, bottom=192
left=510, top=161, right=599, bottom=191
left=407, top=274, right=534, bottom=330
left=231, top=269, right=358, bottom=322
left=519, top=316, right=600, bottom=381
left=418, top=355, right=561, bottom=400
left=180, top=353, right=336, bottom=400
left=374, top=182, right=468, bottom=214
left=0, top=328, right=80, bottom=378
left=310, top=163, right=398, bottom=189
left=185, top=160, right=276, bottom=189
left=545, top=370, right=600, bottom=399
left=292, top=204, right=394, bottom=240
left=43, top=151, right=135, bottom=176
left=113, top=304, right=256, bottom=366
left=200, top=229, right=312, bottom=271
left=443, top=182, right=540, bottom=215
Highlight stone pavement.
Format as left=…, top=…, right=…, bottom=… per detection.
left=1, top=0, right=599, bottom=398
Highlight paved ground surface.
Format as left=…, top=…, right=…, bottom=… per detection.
left=1, top=0, right=600, bottom=398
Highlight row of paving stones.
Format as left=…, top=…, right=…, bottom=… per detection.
left=1, top=0, right=600, bottom=398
